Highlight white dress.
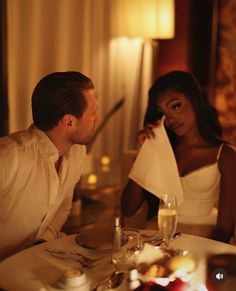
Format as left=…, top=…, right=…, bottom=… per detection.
left=176, top=144, right=224, bottom=236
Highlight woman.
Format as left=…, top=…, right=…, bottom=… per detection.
left=121, top=71, right=236, bottom=243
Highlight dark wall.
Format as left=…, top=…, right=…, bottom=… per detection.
left=156, top=0, right=192, bottom=78
left=0, top=0, right=8, bottom=136
left=156, top=0, right=218, bottom=99
left=189, top=0, right=218, bottom=97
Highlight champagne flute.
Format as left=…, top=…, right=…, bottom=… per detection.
left=158, top=194, right=177, bottom=248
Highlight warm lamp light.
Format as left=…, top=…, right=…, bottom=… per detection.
left=87, top=174, right=97, bottom=185
left=112, top=0, right=175, bottom=39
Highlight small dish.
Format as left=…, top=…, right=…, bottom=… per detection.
left=56, top=268, right=91, bottom=290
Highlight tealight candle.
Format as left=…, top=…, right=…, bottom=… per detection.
left=100, top=155, right=110, bottom=166
left=87, top=174, right=97, bottom=185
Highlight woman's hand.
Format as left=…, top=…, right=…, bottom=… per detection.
left=137, top=122, right=160, bottom=147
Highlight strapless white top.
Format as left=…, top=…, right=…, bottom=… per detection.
left=177, top=144, right=224, bottom=225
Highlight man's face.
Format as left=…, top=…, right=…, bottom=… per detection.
left=69, top=89, right=99, bottom=145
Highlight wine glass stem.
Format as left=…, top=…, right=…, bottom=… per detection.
left=163, top=239, right=169, bottom=248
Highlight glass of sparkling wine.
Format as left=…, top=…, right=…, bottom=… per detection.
left=158, top=194, right=177, bottom=248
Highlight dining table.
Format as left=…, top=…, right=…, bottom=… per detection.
left=0, top=232, right=236, bottom=291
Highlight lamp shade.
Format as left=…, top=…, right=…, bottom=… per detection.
left=111, top=0, right=175, bottom=39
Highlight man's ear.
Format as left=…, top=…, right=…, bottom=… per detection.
left=61, top=114, right=73, bottom=128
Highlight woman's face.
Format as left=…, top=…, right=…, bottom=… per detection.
left=156, top=89, right=197, bottom=137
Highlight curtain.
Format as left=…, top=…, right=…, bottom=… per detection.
left=7, top=0, right=153, bottom=160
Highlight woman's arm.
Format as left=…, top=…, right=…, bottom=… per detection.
left=121, top=179, right=145, bottom=217
left=121, top=121, right=160, bottom=217
left=215, top=144, right=236, bottom=242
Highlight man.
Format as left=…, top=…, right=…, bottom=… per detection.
left=0, top=71, right=99, bottom=260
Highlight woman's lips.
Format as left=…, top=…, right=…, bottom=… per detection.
left=170, top=123, right=183, bottom=131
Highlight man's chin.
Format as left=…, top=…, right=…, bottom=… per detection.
left=72, top=129, right=96, bottom=146
left=79, top=135, right=94, bottom=145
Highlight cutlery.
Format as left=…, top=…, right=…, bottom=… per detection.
left=158, top=232, right=182, bottom=246
left=146, top=232, right=181, bottom=246
left=49, top=252, right=90, bottom=268
left=49, top=252, right=106, bottom=269
left=93, top=271, right=125, bottom=290
left=141, top=232, right=163, bottom=242
left=45, top=247, right=104, bottom=264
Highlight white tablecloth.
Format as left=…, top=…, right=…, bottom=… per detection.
left=0, top=234, right=235, bottom=291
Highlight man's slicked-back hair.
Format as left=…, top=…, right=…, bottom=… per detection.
left=32, top=71, right=94, bottom=131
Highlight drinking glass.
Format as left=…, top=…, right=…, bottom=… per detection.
left=158, top=194, right=177, bottom=247
left=112, top=228, right=142, bottom=272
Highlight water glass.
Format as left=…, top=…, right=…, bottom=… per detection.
left=158, top=194, right=177, bottom=247
left=112, top=228, right=142, bottom=272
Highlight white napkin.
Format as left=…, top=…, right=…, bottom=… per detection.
left=129, top=117, right=183, bottom=206
left=136, top=243, right=165, bottom=265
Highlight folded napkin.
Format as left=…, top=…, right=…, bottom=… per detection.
left=129, top=117, right=183, bottom=206
left=136, top=243, right=165, bottom=265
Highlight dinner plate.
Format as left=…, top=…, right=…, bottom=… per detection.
left=75, top=233, right=112, bottom=254
left=75, top=230, right=161, bottom=252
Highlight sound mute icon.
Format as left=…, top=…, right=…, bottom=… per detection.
left=212, top=268, right=227, bottom=284
left=216, top=272, right=224, bottom=280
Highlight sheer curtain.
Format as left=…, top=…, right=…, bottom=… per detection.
left=7, top=0, right=153, bottom=160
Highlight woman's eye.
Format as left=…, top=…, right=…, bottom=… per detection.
left=172, top=103, right=181, bottom=111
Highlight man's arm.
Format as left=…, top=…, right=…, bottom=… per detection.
left=36, top=197, right=72, bottom=241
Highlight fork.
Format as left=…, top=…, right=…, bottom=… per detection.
left=45, top=247, right=104, bottom=264
left=141, top=233, right=163, bottom=244
left=154, top=232, right=182, bottom=246
left=49, top=252, right=90, bottom=268
left=143, top=232, right=181, bottom=246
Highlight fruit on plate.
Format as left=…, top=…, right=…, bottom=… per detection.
left=144, top=264, right=166, bottom=278
left=166, top=255, right=196, bottom=273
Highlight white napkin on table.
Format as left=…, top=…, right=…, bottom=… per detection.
left=136, top=243, right=165, bottom=265
left=129, top=117, right=183, bottom=206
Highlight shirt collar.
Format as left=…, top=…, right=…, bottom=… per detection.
left=29, top=124, right=59, bottom=162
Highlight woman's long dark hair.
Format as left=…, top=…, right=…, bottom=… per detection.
left=144, top=71, right=224, bottom=147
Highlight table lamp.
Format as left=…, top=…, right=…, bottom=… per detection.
left=112, top=0, right=175, bottom=40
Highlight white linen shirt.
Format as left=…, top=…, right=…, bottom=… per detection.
left=0, top=125, right=86, bottom=260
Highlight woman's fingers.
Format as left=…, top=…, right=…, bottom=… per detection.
left=137, top=122, right=160, bottom=147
